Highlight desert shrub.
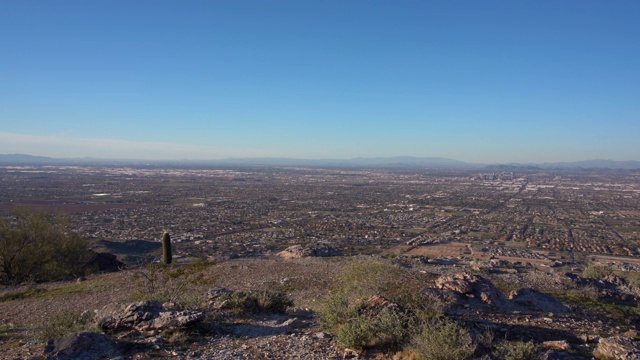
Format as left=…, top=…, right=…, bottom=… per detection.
left=254, top=290, right=294, bottom=313
left=555, top=288, right=640, bottom=318
left=490, top=278, right=521, bottom=295
left=335, top=308, right=411, bottom=350
left=131, top=258, right=216, bottom=308
left=410, top=317, right=476, bottom=360
left=368, top=308, right=411, bottom=348
left=627, top=272, right=640, bottom=290
left=35, top=309, right=95, bottom=342
left=336, top=261, right=405, bottom=298
left=321, top=260, right=429, bottom=328
left=582, top=264, right=614, bottom=280
left=0, top=211, right=93, bottom=285
left=475, top=326, right=495, bottom=355
left=321, top=261, right=397, bottom=328
left=578, top=284, right=601, bottom=300
left=523, top=270, right=569, bottom=292
left=335, top=314, right=374, bottom=349
left=320, top=260, right=436, bottom=351
left=495, top=340, right=538, bottom=360
left=0, top=288, right=47, bottom=302
left=0, top=321, right=17, bottom=340
left=321, top=287, right=357, bottom=333
left=218, top=290, right=293, bottom=314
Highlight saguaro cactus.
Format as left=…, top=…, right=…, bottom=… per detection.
left=161, top=232, right=172, bottom=265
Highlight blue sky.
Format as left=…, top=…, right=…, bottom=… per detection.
left=1, top=1, right=639, bottom=163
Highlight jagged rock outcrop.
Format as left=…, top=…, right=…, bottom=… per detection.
left=96, top=301, right=163, bottom=331
left=44, top=332, right=121, bottom=360
left=435, top=272, right=512, bottom=309
left=594, top=335, right=640, bottom=360
left=96, top=301, right=204, bottom=333
left=277, top=243, right=341, bottom=259
left=509, top=288, right=571, bottom=314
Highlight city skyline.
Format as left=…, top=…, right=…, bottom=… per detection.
left=1, top=1, right=639, bottom=163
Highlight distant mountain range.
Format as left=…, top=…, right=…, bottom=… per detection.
left=1, top=153, right=639, bottom=169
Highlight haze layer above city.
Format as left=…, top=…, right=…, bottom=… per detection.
left=1, top=1, right=639, bottom=163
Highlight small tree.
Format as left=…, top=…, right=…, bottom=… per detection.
left=0, top=210, right=92, bottom=285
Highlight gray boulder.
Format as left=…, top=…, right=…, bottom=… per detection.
left=509, top=288, right=571, bottom=314
left=44, top=332, right=121, bottom=360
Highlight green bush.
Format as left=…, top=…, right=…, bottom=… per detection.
left=320, top=260, right=435, bottom=351
left=321, top=261, right=393, bottom=328
left=476, top=326, right=495, bottom=352
left=411, top=317, right=476, bottom=360
left=0, top=321, right=16, bottom=340
left=254, top=290, right=294, bottom=313
left=554, top=289, right=640, bottom=318
left=627, top=272, right=640, bottom=290
left=582, top=264, right=614, bottom=280
left=495, top=340, right=538, bottom=360
left=336, top=314, right=375, bottom=349
left=335, top=308, right=411, bottom=350
left=0, top=211, right=93, bottom=285
left=131, top=258, right=216, bottom=308
left=0, top=288, right=47, bottom=302
left=217, top=290, right=293, bottom=314
left=374, top=307, right=412, bottom=347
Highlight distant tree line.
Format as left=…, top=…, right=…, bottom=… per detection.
left=0, top=210, right=93, bottom=285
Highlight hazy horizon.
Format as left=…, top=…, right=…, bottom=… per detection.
left=3, top=152, right=640, bottom=167
left=2, top=1, right=639, bottom=163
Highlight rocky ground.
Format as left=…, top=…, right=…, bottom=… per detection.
left=0, top=254, right=639, bottom=359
